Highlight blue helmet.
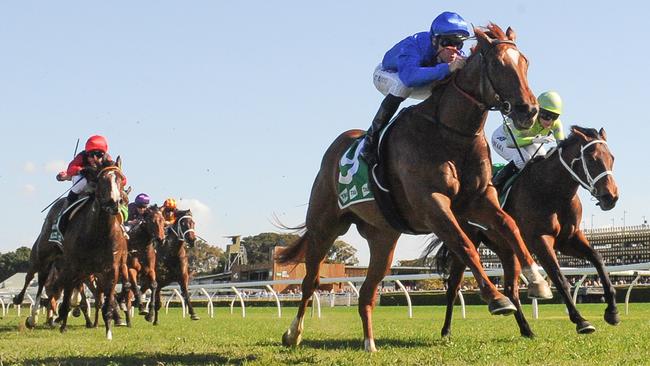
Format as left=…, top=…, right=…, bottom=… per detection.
left=135, top=193, right=150, bottom=206
left=430, top=11, right=470, bottom=38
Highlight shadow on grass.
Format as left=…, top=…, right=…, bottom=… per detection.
left=257, top=337, right=431, bottom=350
left=17, top=352, right=257, bottom=366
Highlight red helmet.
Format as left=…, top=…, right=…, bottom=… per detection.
left=85, top=135, right=108, bottom=153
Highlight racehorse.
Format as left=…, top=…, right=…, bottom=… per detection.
left=276, top=23, right=551, bottom=352
left=52, top=158, right=129, bottom=339
left=124, top=204, right=165, bottom=317
left=434, top=126, right=618, bottom=337
left=141, top=209, right=198, bottom=325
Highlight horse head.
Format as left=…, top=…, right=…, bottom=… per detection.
left=173, top=209, right=196, bottom=247
left=466, top=24, right=538, bottom=129
left=84, top=157, right=126, bottom=215
left=559, top=126, right=618, bottom=210
left=144, top=204, right=166, bottom=245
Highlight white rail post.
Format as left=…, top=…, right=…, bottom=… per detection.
left=572, top=274, right=588, bottom=306
left=519, top=274, right=539, bottom=319
left=265, top=285, right=282, bottom=318
left=165, top=289, right=186, bottom=317
left=230, top=286, right=246, bottom=318
left=394, top=280, right=412, bottom=319
left=625, top=272, right=641, bottom=315
left=458, top=290, right=466, bottom=319
left=0, top=297, right=6, bottom=317
left=199, top=288, right=214, bottom=318
left=26, top=293, right=35, bottom=314
left=310, top=292, right=321, bottom=318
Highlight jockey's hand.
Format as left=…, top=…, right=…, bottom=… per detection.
left=449, top=58, right=466, bottom=72
left=56, top=171, right=69, bottom=181
left=532, top=135, right=555, bottom=144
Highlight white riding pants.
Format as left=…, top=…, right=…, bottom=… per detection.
left=373, top=64, right=432, bottom=100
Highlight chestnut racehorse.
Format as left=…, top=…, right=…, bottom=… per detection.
left=436, top=126, right=619, bottom=337
left=277, top=24, right=551, bottom=352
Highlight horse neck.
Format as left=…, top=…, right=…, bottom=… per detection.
left=129, top=225, right=151, bottom=248
left=413, top=54, right=489, bottom=136
left=527, top=149, right=581, bottom=201
left=87, top=201, right=121, bottom=240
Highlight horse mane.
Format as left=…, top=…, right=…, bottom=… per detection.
left=557, top=125, right=601, bottom=149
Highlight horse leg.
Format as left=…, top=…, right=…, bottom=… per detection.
left=468, top=193, right=552, bottom=299
left=129, top=260, right=143, bottom=310
left=559, top=231, right=619, bottom=326
left=354, top=223, right=399, bottom=352
left=498, top=247, right=534, bottom=338
left=58, top=281, right=75, bottom=333
left=13, top=264, right=37, bottom=306
left=532, top=235, right=595, bottom=334
left=143, top=246, right=157, bottom=317
left=102, top=266, right=119, bottom=340
left=25, top=268, right=49, bottom=329
left=282, top=227, right=344, bottom=347
left=153, top=286, right=162, bottom=326
left=180, top=271, right=198, bottom=321
left=441, top=257, right=467, bottom=338
left=427, top=193, right=511, bottom=312
left=79, top=287, right=94, bottom=328
left=118, top=262, right=132, bottom=327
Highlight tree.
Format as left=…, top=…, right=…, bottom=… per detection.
left=0, top=246, right=31, bottom=282
left=241, top=232, right=300, bottom=265
left=187, top=239, right=226, bottom=276
left=326, top=240, right=359, bottom=265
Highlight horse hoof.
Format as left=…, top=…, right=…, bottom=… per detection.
left=576, top=322, right=596, bottom=334
left=364, top=338, right=378, bottom=353
left=139, top=309, right=149, bottom=316
left=72, top=308, right=81, bottom=318
left=116, top=320, right=128, bottom=327
left=527, top=281, right=553, bottom=300
left=190, top=314, right=200, bottom=321
left=604, top=309, right=620, bottom=326
left=85, top=322, right=94, bottom=329
left=441, top=330, right=451, bottom=338
left=521, top=330, right=535, bottom=339
left=488, top=297, right=516, bottom=315
left=59, top=326, right=67, bottom=334
left=25, top=317, right=36, bottom=329
left=282, top=329, right=302, bottom=347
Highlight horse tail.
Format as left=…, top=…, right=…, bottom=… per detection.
left=420, top=235, right=452, bottom=276
left=275, top=227, right=309, bottom=264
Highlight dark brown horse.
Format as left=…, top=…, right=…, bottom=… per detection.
left=277, top=24, right=551, bottom=352
left=15, top=198, right=69, bottom=327
left=52, top=159, right=129, bottom=339
left=436, top=126, right=619, bottom=337
left=141, top=209, right=198, bottom=324
left=124, top=204, right=165, bottom=317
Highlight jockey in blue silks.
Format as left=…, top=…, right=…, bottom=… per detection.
left=362, top=11, right=471, bottom=166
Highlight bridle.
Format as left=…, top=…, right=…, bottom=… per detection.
left=557, top=139, right=613, bottom=196
left=169, top=215, right=195, bottom=242
left=96, top=166, right=125, bottom=213
left=452, top=39, right=523, bottom=115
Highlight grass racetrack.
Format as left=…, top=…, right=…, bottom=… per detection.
left=1, top=303, right=650, bottom=365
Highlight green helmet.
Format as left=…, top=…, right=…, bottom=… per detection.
left=537, top=91, right=563, bottom=115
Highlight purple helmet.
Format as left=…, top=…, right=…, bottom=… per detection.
left=135, top=193, right=150, bottom=206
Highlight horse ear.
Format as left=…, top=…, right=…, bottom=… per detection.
left=571, top=126, right=589, bottom=142
left=474, top=27, right=494, bottom=50
left=599, top=128, right=607, bottom=141
left=116, top=156, right=122, bottom=169
left=506, top=27, right=516, bottom=42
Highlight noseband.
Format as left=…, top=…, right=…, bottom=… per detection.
left=557, top=139, right=613, bottom=196
left=452, top=39, right=521, bottom=114
left=169, top=215, right=195, bottom=242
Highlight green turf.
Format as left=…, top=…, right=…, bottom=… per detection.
left=1, top=303, right=649, bottom=365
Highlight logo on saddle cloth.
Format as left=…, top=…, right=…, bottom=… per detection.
left=338, top=138, right=374, bottom=209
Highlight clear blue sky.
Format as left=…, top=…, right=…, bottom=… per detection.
left=2, top=1, right=648, bottom=265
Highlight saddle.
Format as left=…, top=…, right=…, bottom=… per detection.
left=48, top=196, right=91, bottom=249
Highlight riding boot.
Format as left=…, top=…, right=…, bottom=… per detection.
left=492, top=161, right=519, bottom=192
left=49, top=191, right=79, bottom=245
left=361, top=94, right=405, bottom=167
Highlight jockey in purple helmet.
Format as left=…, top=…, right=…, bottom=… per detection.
left=126, top=193, right=151, bottom=230
left=362, top=11, right=471, bottom=166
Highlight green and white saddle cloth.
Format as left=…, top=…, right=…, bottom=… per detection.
left=337, top=138, right=374, bottom=209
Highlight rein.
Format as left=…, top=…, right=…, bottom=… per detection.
left=169, top=215, right=195, bottom=242
left=557, top=139, right=613, bottom=196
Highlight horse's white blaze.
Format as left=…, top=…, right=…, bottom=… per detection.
left=506, top=48, right=520, bottom=66
left=108, top=172, right=121, bottom=203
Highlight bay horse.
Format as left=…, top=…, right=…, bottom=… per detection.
left=436, top=126, right=618, bottom=337
left=277, top=23, right=552, bottom=352
left=141, top=209, right=198, bottom=325
left=14, top=199, right=68, bottom=327
left=124, top=204, right=165, bottom=317
left=52, top=158, right=129, bottom=340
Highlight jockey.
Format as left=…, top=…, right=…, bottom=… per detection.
left=125, top=193, right=150, bottom=230
left=50, top=135, right=127, bottom=243
left=362, top=11, right=470, bottom=166
left=491, top=91, right=565, bottom=189
left=162, top=198, right=177, bottom=227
